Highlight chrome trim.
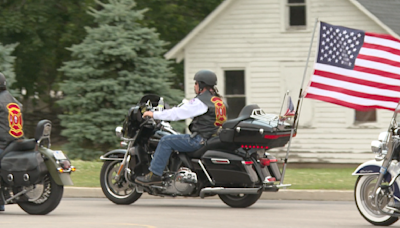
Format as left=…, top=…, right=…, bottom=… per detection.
left=200, top=187, right=261, bottom=198
left=100, top=156, right=124, bottom=161
left=5, top=186, right=34, bottom=203
left=276, top=184, right=292, bottom=188
left=211, top=158, right=230, bottom=164
left=198, top=160, right=214, bottom=185
left=236, top=127, right=240, bottom=133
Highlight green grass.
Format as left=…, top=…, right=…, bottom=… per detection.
left=283, top=168, right=358, bottom=190
left=69, top=160, right=358, bottom=190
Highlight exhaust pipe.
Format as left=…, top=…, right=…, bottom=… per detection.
left=200, top=187, right=261, bottom=198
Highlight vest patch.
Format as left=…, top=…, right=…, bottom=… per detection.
left=7, top=103, right=24, bottom=138
left=211, top=97, right=227, bottom=127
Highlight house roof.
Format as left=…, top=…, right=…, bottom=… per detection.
left=350, top=0, right=400, bottom=39
left=164, top=0, right=234, bottom=62
left=165, top=0, right=400, bottom=61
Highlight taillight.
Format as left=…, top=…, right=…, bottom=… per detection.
left=259, top=158, right=277, bottom=167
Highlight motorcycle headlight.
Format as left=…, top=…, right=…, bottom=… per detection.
left=371, top=140, right=383, bottom=153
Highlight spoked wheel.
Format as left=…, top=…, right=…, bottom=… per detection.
left=17, top=174, right=64, bottom=215
left=100, top=160, right=142, bottom=204
left=219, top=191, right=262, bottom=208
left=355, top=175, right=398, bottom=226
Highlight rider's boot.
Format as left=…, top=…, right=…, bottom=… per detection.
left=135, top=172, right=162, bottom=185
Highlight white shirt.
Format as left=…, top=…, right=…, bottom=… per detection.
left=153, top=98, right=208, bottom=121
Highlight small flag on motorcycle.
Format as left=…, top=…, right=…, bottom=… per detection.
left=284, top=96, right=295, bottom=117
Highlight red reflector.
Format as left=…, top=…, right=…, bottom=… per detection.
left=260, top=158, right=270, bottom=167
left=267, top=177, right=276, bottom=182
left=242, top=161, right=253, bottom=165
left=264, top=133, right=293, bottom=139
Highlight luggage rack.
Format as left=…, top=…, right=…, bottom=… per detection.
left=249, top=108, right=286, bottom=127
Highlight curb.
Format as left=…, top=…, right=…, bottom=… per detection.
left=64, top=187, right=353, bottom=201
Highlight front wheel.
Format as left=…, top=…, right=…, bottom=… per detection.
left=100, top=160, right=142, bottom=204
left=17, top=174, right=64, bottom=215
left=355, top=175, right=398, bottom=226
left=219, top=191, right=262, bottom=208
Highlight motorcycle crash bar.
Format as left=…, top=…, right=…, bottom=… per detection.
left=199, top=187, right=262, bottom=198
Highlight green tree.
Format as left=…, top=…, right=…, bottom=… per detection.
left=0, top=0, right=96, bottom=106
left=58, top=0, right=182, bottom=160
left=0, top=42, right=18, bottom=88
left=135, top=0, right=224, bottom=89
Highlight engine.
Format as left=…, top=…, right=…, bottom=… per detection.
left=162, top=167, right=197, bottom=196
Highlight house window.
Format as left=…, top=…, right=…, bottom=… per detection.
left=225, top=70, right=246, bottom=119
left=287, top=0, right=306, bottom=28
left=355, top=110, right=376, bottom=123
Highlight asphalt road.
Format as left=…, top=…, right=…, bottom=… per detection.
left=0, top=198, right=386, bottom=228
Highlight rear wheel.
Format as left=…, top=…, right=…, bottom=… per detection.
left=100, top=160, right=142, bottom=204
left=17, top=174, right=64, bottom=215
left=355, top=175, right=398, bottom=226
left=219, top=191, right=262, bottom=208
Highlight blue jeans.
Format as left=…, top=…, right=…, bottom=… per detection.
left=149, top=134, right=204, bottom=176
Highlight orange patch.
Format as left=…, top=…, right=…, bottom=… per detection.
left=211, top=97, right=227, bottom=127
left=7, top=103, right=24, bottom=138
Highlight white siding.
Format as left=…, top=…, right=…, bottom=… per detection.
left=182, top=0, right=394, bottom=164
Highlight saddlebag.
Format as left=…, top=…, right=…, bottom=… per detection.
left=0, top=151, right=48, bottom=186
left=201, top=150, right=258, bottom=186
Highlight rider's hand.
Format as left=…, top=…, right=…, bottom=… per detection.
left=142, top=111, right=154, bottom=118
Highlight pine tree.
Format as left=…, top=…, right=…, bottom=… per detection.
left=0, top=42, right=18, bottom=87
left=58, top=0, right=182, bottom=160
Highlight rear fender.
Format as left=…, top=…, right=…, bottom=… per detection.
left=100, top=149, right=127, bottom=161
left=38, top=147, right=73, bottom=186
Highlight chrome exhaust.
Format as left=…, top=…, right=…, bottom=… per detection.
left=199, top=187, right=261, bottom=198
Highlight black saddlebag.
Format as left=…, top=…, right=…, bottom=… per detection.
left=0, top=151, right=48, bottom=186
left=219, top=119, right=293, bottom=150
left=201, top=150, right=258, bottom=186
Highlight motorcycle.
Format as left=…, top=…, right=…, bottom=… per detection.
left=0, top=120, right=75, bottom=215
left=354, top=101, right=400, bottom=226
left=100, top=94, right=295, bottom=208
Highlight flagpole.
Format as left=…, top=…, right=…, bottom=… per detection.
left=293, top=18, right=319, bottom=129
left=279, top=18, right=319, bottom=187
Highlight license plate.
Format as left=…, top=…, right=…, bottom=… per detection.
left=54, top=150, right=67, bottom=160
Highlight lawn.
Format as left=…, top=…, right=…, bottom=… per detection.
left=69, top=160, right=359, bottom=190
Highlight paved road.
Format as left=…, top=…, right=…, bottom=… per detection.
left=0, top=198, right=384, bottom=228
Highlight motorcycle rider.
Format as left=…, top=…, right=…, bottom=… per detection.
left=135, top=70, right=227, bottom=185
left=0, top=72, right=24, bottom=211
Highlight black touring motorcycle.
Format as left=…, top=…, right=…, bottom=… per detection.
left=0, top=120, right=75, bottom=215
left=100, top=95, right=296, bottom=208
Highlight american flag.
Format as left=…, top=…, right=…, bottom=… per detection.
left=304, top=21, right=400, bottom=111
left=284, top=96, right=295, bottom=116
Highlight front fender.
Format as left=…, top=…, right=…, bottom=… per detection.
left=352, top=160, right=383, bottom=175
left=100, top=149, right=127, bottom=161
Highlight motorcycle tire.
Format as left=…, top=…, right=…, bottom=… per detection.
left=100, top=160, right=142, bottom=205
left=17, top=174, right=64, bottom=215
left=355, top=175, right=398, bottom=226
left=218, top=191, right=262, bottom=208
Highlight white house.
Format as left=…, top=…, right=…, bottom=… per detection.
left=165, top=0, right=400, bottom=164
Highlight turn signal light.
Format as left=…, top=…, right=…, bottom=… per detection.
left=71, top=167, right=76, bottom=172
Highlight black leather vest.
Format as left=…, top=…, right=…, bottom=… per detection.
left=189, top=90, right=227, bottom=139
left=0, top=90, right=24, bottom=149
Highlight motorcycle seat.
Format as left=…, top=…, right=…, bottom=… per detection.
left=187, top=137, right=227, bottom=158
left=0, top=139, right=36, bottom=160
left=222, top=104, right=260, bottom=129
